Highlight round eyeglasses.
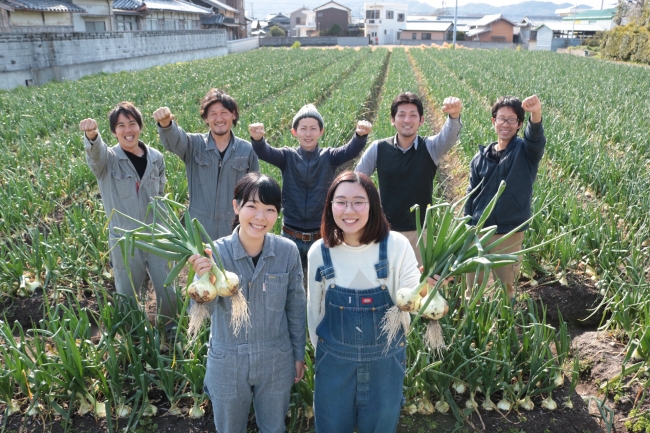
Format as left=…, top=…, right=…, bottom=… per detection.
left=332, top=200, right=369, bottom=212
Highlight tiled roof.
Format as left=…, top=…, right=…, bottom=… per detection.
left=2, top=0, right=85, bottom=12
left=113, top=0, right=142, bottom=10
left=143, top=0, right=211, bottom=13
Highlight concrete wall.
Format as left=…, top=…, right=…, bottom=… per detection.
left=260, top=36, right=337, bottom=46
left=399, top=31, right=446, bottom=41
left=259, top=36, right=366, bottom=47
left=404, top=40, right=519, bottom=49
left=0, top=29, right=228, bottom=90
left=337, top=36, right=367, bottom=46
left=226, top=37, right=259, bottom=53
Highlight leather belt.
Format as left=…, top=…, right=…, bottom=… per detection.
left=282, top=225, right=321, bottom=242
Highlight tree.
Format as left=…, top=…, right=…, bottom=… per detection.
left=327, top=23, right=342, bottom=36
left=269, top=25, right=286, bottom=37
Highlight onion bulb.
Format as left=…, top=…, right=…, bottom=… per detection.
left=496, top=398, right=512, bottom=412
left=435, top=399, right=449, bottom=413
left=142, top=403, right=158, bottom=417
left=519, top=395, right=534, bottom=411
left=421, top=290, right=449, bottom=320
left=189, top=399, right=204, bottom=418
left=116, top=403, right=132, bottom=418
left=563, top=397, right=573, bottom=409
left=6, top=399, right=20, bottom=416
left=481, top=396, right=496, bottom=411
left=404, top=403, right=417, bottom=415
left=541, top=393, right=557, bottom=410
left=396, top=287, right=422, bottom=312
left=453, top=381, right=466, bottom=395
left=417, top=396, right=434, bottom=415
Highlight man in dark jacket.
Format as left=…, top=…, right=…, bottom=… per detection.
left=248, top=104, right=372, bottom=267
left=464, top=95, right=545, bottom=299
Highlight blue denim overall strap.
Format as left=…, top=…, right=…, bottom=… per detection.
left=315, top=236, right=404, bottom=360
left=315, top=236, right=388, bottom=282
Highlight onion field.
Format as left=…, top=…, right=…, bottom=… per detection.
left=1, top=47, right=649, bottom=432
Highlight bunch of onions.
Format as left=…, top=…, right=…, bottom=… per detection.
left=115, top=197, right=249, bottom=339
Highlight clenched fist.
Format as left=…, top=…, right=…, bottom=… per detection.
left=249, top=123, right=265, bottom=141
left=441, top=97, right=462, bottom=119
left=79, top=118, right=99, bottom=141
left=153, top=107, right=175, bottom=128
left=356, top=120, right=372, bottom=137
left=521, top=95, right=542, bottom=123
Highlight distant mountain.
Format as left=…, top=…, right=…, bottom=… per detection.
left=248, top=1, right=593, bottom=23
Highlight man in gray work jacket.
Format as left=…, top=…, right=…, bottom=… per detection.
left=80, top=102, right=177, bottom=325
left=153, top=89, right=259, bottom=241
left=355, top=92, right=462, bottom=265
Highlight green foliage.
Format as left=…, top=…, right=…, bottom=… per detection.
left=269, top=25, right=286, bottom=37
left=291, top=41, right=301, bottom=49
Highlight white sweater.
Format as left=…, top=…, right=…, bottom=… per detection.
left=307, top=231, right=420, bottom=348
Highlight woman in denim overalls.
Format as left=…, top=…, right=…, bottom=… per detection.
left=307, top=171, right=422, bottom=433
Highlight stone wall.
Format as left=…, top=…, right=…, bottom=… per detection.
left=0, top=29, right=228, bottom=90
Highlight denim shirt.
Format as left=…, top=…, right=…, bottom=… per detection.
left=204, top=229, right=306, bottom=362
left=84, top=134, right=166, bottom=239
left=157, top=122, right=259, bottom=240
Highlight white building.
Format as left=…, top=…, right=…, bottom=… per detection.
left=289, top=6, right=316, bottom=37
left=364, top=2, right=407, bottom=45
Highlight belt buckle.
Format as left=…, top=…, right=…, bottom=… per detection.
left=301, top=232, right=313, bottom=242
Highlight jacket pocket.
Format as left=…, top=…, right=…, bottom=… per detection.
left=206, top=348, right=238, bottom=399
left=111, top=171, right=134, bottom=199
left=496, top=193, right=526, bottom=225
left=265, top=273, right=289, bottom=312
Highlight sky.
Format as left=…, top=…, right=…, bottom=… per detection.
left=246, top=0, right=618, bottom=20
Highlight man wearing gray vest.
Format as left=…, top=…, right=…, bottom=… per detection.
left=355, top=92, right=462, bottom=265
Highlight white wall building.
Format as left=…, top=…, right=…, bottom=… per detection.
left=364, top=2, right=407, bottom=45
left=289, top=6, right=316, bottom=36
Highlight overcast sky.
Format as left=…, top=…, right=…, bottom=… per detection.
left=247, top=0, right=618, bottom=19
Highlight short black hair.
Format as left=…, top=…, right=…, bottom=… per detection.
left=390, top=92, right=424, bottom=118
left=492, top=96, right=525, bottom=128
left=200, top=88, right=240, bottom=127
left=108, top=102, right=143, bottom=134
left=232, top=173, right=282, bottom=230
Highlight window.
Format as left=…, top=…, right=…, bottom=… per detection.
left=412, top=32, right=416, bottom=39
left=422, top=33, right=431, bottom=40
left=397, top=13, right=405, bottom=22
left=386, top=11, right=394, bottom=19
left=384, top=29, right=387, bottom=34
left=85, top=21, right=106, bottom=32
left=296, top=17, right=301, bottom=24
left=397, top=31, right=401, bottom=39
left=317, top=12, right=322, bottom=17
left=366, top=10, right=380, bottom=19
left=116, top=15, right=138, bottom=31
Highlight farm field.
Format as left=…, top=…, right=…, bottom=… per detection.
left=1, top=46, right=649, bottom=433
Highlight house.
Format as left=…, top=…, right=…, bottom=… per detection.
left=113, top=0, right=210, bottom=31
left=192, top=0, right=240, bottom=38
left=399, top=21, right=452, bottom=43
left=289, top=6, right=316, bottom=37
left=267, top=12, right=290, bottom=31
left=314, top=1, right=350, bottom=35
left=364, top=2, right=406, bottom=44
left=561, top=8, right=616, bottom=31
left=466, top=14, right=515, bottom=42
left=0, top=0, right=86, bottom=33
left=516, top=16, right=561, bottom=47
left=533, top=21, right=602, bottom=51
left=215, top=0, right=245, bottom=38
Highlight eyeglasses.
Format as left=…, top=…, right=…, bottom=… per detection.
left=332, top=200, right=369, bottom=212
left=495, top=117, right=519, bottom=125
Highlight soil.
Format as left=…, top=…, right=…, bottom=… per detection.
left=2, top=272, right=642, bottom=433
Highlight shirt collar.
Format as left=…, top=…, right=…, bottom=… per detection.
left=231, top=227, right=276, bottom=261
left=393, top=134, right=419, bottom=153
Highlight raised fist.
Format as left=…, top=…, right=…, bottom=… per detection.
left=356, top=120, right=372, bottom=137
left=441, top=97, right=462, bottom=119
left=153, top=107, right=174, bottom=128
left=248, top=123, right=266, bottom=141
left=79, top=118, right=99, bottom=141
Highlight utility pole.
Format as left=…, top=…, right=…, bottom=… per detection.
left=452, top=0, right=458, bottom=48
